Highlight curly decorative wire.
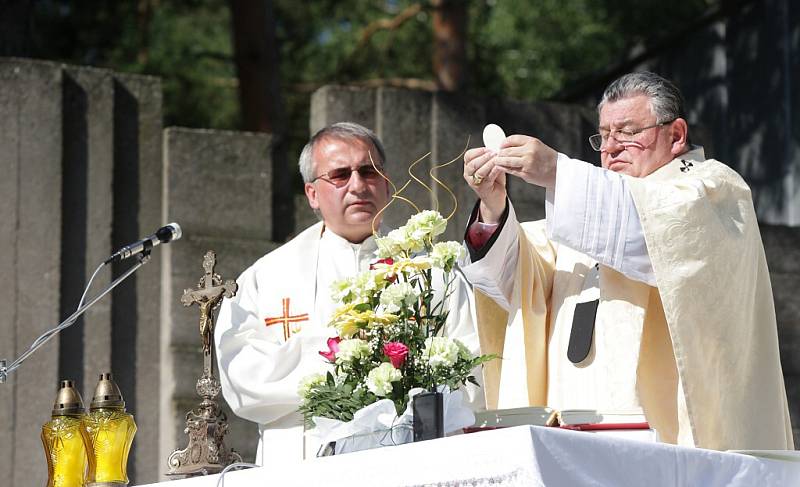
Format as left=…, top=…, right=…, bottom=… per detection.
left=370, top=136, right=470, bottom=236
left=371, top=151, right=427, bottom=236
left=430, top=136, right=470, bottom=221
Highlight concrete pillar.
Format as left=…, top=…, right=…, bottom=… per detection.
left=161, top=127, right=275, bottom=473
left=431, top=91, right=486, bottom=242
left=60, top=65, right=115, bottom=403
left=761, top=223, right=800, bottom=446
left=0, top=58, right=63, bottom=487
left=376, top=88, right=434, bottom=232
left=110, top=72, right=164, bottom=484
left=310, top=85, right=377, bottom=135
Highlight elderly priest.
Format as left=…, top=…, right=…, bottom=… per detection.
left=461, top=71, right=793, bottom=451
left=214, top=122, right=480, bottom=466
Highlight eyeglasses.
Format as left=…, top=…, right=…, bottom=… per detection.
left=311, top=164, right=385, bottom=188
left=588, top=120, right=674, bottom=151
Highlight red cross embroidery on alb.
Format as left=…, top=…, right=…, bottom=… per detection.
left=264, top=297, right=309, bottom=341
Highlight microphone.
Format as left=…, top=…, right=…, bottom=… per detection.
left=105, top=223, right=182, bottom=264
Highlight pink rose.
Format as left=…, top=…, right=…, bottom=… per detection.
left=383, top=342, right=409, bottom=368
left=371, top=258, right=397, bottom=282
left=319, top=337, right=341, bottom=362
left=369, top=257, right=394, bottom=270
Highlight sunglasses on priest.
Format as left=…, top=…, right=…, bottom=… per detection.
left=311, top=165, right=385, bottom=188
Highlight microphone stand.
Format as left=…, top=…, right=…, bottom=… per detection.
left=0, top=252, right=151, bottom=384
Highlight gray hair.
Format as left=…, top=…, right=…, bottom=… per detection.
left=298, top=122, right=387, bottom=183
left=598, top=71, right=686, bottom=124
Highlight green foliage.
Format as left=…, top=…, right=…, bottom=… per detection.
left=27, top=0, right=717, bottom=161
left=299, top=375, right=379, bottom=427
left=31, top=0, right=238, bottom=129
left=274, top=0, right=433, bottom=84
left=469, top=0, right=717, bottom=101
left=136, top=2, right=238, bottom=129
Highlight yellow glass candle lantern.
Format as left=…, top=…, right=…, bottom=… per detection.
left=41, top=380, right=88, bottom=487
left=82, top=373, right=137, bottom=487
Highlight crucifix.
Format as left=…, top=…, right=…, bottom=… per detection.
left=168, top=250, right=241, bottom=477
left=181, top=250, right=237, bottom=373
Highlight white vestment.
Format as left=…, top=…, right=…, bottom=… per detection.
left=464, top=147, right=793, bottom=450
left=215, top=222, right=482, bottom=466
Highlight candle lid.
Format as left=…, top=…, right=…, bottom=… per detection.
left=52, top=380, right=85, bottom=416
left=90, top=372, right=125, bottom=410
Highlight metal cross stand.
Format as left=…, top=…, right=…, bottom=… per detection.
left=167, top=250, right=242, bottom=477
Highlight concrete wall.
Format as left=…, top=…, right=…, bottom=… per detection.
left=0, top=59, right=277, bottom=484
left=0, top=58, right=163, bottom=486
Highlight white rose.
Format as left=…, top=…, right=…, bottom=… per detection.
left=379, top=282, right=418, bottom=313
left=375, top=230, right=404, bottom=258
left=392, top=226, right=424, bottom=254
left=423, top=336, right=461, bottom=368
left=431, top=241, right=465, bottom=270
left=330, top=276, right=355, bottom=303
left=366, top=362, right=402, bottom=396
left=336, top=270, right=386, bottom=305
left=406, top=210, right=447, bottom=241
left=336, top=338, right=371, bottom=363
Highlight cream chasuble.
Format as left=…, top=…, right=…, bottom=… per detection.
left=215, top=222, right=481, bottom=466
left=467, top=149, right=793, bottom=451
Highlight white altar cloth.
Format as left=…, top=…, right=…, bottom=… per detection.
left=138, top=426, right=800, bottom=487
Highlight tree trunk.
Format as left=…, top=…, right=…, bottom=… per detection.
left=136, top=0, right=157, bottom=65
left=229, top=0, right=293, bottom=241
left=431, top=0, right=468, bottom=91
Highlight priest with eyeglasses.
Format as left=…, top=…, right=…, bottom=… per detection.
left=461, top=71, right=793, bottom=451
left=214, top=122, right=481, bottom=466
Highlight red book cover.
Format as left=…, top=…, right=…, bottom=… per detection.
left=559, top=422, right=650, bottom=431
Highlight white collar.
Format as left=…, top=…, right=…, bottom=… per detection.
left=320, top=226, right=378, bottom=253
left=680, top=145, right=705, bottom=162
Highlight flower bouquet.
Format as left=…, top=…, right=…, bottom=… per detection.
left=298, top=210, right=494, bottom=455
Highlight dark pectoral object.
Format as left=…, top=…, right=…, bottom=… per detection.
left=413, top=391, right=444, bottom=441
left=568, top=299, right=599, bottom=364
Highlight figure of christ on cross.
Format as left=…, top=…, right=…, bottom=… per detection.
left=182, top=251, right=238, bottom=357
left=264, top=297, right=309, bottom=341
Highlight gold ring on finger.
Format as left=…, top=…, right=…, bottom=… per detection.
left=472, top=173, right=484, bottom=185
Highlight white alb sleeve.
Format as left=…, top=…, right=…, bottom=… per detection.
left=545, top=153, right=656, bottom=286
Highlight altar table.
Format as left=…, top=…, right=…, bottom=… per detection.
left=137, top=425, right=800, bottom=486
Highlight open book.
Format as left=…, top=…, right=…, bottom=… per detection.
left=557, top=409, right=648, bottom=428
left=471, top=406, right=559, bottom=429
left=469, top=407, right=656, bottom=442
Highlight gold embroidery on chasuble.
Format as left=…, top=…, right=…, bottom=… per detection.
left=264, top=297, right=309, bottom=341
